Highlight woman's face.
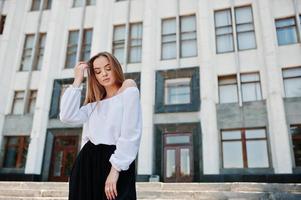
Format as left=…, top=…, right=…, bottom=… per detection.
left=92, top=56, right=117, bottom=87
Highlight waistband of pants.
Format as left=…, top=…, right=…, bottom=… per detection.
left=86, top=140, right=116, bottom=149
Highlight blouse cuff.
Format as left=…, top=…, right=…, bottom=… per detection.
left=109, top=158, right=121, bottom=172
left=69, top=84, right=83, bottom=90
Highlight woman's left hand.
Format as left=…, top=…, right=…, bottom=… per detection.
left=105, top=166, right=120, bottom=200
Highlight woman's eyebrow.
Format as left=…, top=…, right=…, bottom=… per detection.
left=94, top=64, right=110, bottom=70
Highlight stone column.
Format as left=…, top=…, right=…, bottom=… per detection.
left=197, top=0, right=220, bottom=174
left=137, top=0, right=157, bottom=177
left=25, top=0, right=69, bottom=174
left=256, top=0, right=292, bottom=173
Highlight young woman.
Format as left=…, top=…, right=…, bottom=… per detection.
left=59, top=51, right=142, bottom=200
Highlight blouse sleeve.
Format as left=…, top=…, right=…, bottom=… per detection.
left=59, top=84, right=91, bottom=125
left=109, top=87, right=143, bottom=171
left=81, top=123, right=89, bottom=149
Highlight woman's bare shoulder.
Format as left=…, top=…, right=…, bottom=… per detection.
left=118, top=79, right=138, bottom=93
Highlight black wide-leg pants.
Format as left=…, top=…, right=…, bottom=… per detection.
left=68, top=140, right=137, bottom=200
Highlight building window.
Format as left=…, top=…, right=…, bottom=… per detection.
left=234, top=6, right=256, bottom=50
left=27, top=90, right=37, bottom=114
left=161, top=18, right=177, bottom=59
left=283, top=67, right=301, bottom=97
left=221, top=128, right=269, bottom=168
left=214, top=5, right=256, bottom=53
left=80, top=29, right=93, bottom=61
left=2, top=136, right=29, bottom=168
left=65, top=30, right=79, bottom=69
left=161, top=15, right=197, bottom=60
left=73, top=0, right=83, bottom=7
left=31, top=0, right=52, bottom=11
left=44, top=0, right=52, bottom=9
left=20, top=34, right=35, bottom=71
left=275, top=17, right=298, bottom=46
left=164, top=78, right=191, bottom=105
left=155, top=67, right=200, bottom=113
left=65, top=29, right=92, bottom=68
left=113, top=22, right=143, bottom=64
left=214, top=9, right=234, bottom=53
left=33, top=33, right=46, bottom=70
left=112, top=25, right=126, bottom=64
left=19, top=33, right=47, bottom=71
left=290, top=125, right=301, bottom=167
left=50, top=79, right=86, bottom=118
left=241, top=73, right=262, bottom=102
left=128, top=23, right=143, bottom=63
left=218, top=75, right=238, bottom=103
left=11, top=91, right=25, bottom=115
left=0, top=15, right=6, bottom=35
left=86, top=0, right=96, bottom=5
left=180, top=15, right=197, bottom=58
left=73, top=0, right=95, bottom=7
left=31, top=0, right=41, bottom=11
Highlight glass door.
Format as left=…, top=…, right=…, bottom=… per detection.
left=163, top=133, right=193, bottom=182
left=49, top=135, right=78, bottom=181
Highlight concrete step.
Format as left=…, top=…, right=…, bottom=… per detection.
left=1, top=182, right=301, bottom=192
left=0, top=182, right=300, bottom=200
left=0, top=189, right=67, bottom=197
left=0, top=182, right=67, bottom=190
left=0, top=198, right=67, bottom=200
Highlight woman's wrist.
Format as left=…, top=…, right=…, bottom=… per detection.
left=111, top=166, right=120, bottom=173
left=72, top=79, right=82, bottom=87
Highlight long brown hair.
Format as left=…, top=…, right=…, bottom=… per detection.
left=84, top=51, right=125, bottom=105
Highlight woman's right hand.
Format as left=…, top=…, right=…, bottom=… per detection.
left=73, top=61, right=90, bottom=87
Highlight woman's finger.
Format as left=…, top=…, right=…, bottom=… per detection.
left=108, top=186, right=114, bottom=200
left=110, top=184, right=115, bottom=199
left=105, top=186, right=110, bottom=200
left=113, top=183, right=118, bottom=198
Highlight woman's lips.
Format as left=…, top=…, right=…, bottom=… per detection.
left=103, top=78, right=110, bottom=81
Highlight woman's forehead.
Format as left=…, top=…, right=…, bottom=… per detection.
left=93, top=56, right=109, bottom=69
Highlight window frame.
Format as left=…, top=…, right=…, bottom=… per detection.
left=218, top=75, right=239, bottom=104
left=27, top=90, right=38, bottom=114
left=112, top=24, right=126, bottom=64
left=240, top=72, right=263, bottom=102
left=127, top=22, right=143, bottom=63
left=32, top=33, right=47, bottom=71
left=164, top=77, right=191, bottom=105
left=155, top=67, right=200, bottom=113
left=0, top=15, right=6, bottom=35
left=221, top=128, right=270, bottom=169
left=234, top=5, right=257, bottom=51
left=19, top=34, right=35, bottom=71
left=214, top=8, right=235, bottom=54
left=65, top=30, right=80, bottom=69
left=49, top=78, right=86, bottom=119
left=11, top=91, right=25, bottom=115
left=290, top=124, right=301, bottom=168
left=2, top=136, right=30, bottom=169
left=275, top=16, right=299, bottom=46
left=179, top=14, right=198, bottom=58
left=161, top=17, right=177, bottom=60
left=80, top=28, right=93, bottom=61
left=282, top=66, right=301, bottom=98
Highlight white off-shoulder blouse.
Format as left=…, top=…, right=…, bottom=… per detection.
left=59, top=84, right=143, bottom=172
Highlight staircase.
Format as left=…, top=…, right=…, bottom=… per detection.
left=0, top=182, right=300, bottom=200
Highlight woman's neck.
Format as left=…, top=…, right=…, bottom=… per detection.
left=104, top=84, right=120, bottom=98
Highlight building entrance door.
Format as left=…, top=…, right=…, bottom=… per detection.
left=49, top=135, right=78, bottom=181
left=163, top=133, right=193, bottom=182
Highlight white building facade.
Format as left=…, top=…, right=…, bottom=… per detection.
left=0, top=0, right=301, bottom=182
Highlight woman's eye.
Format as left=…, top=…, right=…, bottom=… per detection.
left=95, top=71, right=101, bottom=74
